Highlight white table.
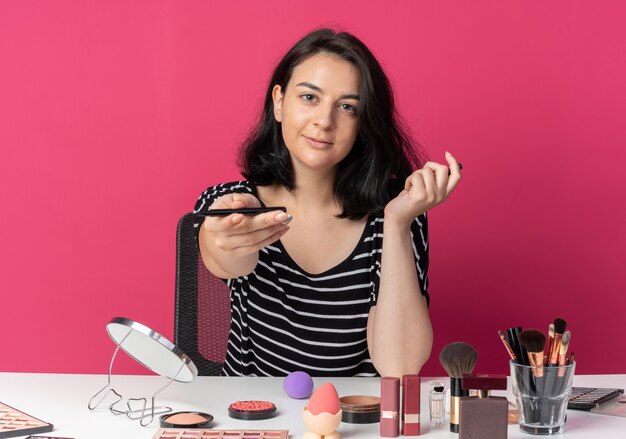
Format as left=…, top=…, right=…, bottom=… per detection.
left=0, top=373, right=625, bottom=438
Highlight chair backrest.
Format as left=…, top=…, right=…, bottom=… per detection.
left=174, top=212, right=231, bottom=376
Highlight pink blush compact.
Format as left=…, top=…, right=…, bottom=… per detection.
left=227, top=401, right=277, bottom=420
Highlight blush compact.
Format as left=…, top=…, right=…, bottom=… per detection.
left=159, top=411, right=214, bottom=428
left=228, top=400, right=277, bottom=420
left=339, top=395, right=381, bottom=424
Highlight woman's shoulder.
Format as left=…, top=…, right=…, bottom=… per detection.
left=201, top=180, right=254, bottom=194
left=197, top=180, right=257, bottom=200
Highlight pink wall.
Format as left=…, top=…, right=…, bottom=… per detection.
left=1, top=1, right=624, bottom=377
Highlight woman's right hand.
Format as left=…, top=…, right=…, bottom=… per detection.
left=201, top=193, right=291, bottom=258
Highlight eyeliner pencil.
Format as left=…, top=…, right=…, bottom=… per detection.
left=196, top=207, right=287, bottom=217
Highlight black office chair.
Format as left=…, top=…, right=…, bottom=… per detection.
left=174, top=212, right=231, bottom=376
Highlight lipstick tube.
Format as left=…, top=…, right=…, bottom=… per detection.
left=381, top=377, right=400, bottom=437
left=402, top=375, right=420, bottom=436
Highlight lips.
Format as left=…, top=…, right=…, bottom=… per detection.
left=304, top=136, right=333, bottom=147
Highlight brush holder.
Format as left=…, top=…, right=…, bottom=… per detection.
left=510, top=361, right=575, bottom=435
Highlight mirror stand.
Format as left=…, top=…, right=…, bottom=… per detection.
left=87, top=317, right=197, bottom=427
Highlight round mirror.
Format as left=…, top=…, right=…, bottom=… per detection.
left=106, top=317, right=197, bottom=382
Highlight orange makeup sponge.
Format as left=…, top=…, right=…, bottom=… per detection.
left=307, top=382, right=340, bottom=415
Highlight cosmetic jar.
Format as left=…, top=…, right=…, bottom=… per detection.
left=339, top=395, right=381, bottom=424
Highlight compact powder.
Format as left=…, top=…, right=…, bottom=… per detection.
left=160, top=411, right=214, bottom=428
left=339, top=395, right=381, bottom=424
left=228, top=400, right=277, bottom=420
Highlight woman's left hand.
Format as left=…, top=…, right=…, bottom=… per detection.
left=384, top=151, right=462, bottom=227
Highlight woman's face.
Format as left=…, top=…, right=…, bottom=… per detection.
left=272, top=53, right=360, bottom=175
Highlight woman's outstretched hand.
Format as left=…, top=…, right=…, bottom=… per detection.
left=201, top=193, right=291, bottom=257
left=384, top=151, right=462, bottom=227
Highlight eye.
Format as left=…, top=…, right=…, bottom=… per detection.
left=340, top=103, right=357, bottom=114
left=301, top=94, right=317, bottom=102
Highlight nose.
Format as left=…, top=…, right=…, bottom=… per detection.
left=313, top=102, right=334, bottom=130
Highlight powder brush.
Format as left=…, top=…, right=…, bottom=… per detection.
left=439, top=342, right=478, bottom=433
left=519, top=329, right=546, bottom=377
left=439, top=342, right=478, bottom=378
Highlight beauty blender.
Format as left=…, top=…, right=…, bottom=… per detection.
left=307, top=382, right=340, bottom=415
left=283, top=371, right=314, bottom=399
left=302, top=382, right=342, bottom=438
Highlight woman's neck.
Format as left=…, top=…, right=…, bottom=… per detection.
left=259, top=168, right=340, bottom=216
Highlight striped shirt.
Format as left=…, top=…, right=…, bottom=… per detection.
left=193, top=181, right=429, bottom=377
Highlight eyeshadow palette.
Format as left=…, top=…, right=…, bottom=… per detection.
left=152, top=429, right=288, bottom=439
left=25, top=436, right=74, bottom=439
left=0, top=402, right=54, bottom=438
left=568, top=387, right=624, bottom=410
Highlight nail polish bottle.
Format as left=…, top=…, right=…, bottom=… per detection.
left=459, top=374, right=508, bottom=439
left=429, top=384, right=446, bottom=427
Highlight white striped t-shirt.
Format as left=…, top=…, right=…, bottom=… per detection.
left=193, top=181, right=429, bottom=377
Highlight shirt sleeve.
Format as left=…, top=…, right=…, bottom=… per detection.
left=410, top=213, right=430, bottom=306
left=192, top=181, right=255, bottom=247
left=370, top=212, right=429, bottom=307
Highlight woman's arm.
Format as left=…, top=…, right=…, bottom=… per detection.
left=367, top=152, right=461, bottom=377
left=367, top=219, right=432, bottom=377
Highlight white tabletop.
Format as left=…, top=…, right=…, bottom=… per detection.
left=0, top=373, right=625, bottom=438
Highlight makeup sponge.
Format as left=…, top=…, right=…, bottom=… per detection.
left=283, top=371, right=314, bottom=399
left=307, top=382, right=340, bottom=415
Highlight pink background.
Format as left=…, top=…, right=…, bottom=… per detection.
left=1, top=1, right=624, bottom=377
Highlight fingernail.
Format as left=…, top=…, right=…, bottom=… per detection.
left=445, top=151, right=451, bottom=156
left=281, top=214, right=293, bottom=225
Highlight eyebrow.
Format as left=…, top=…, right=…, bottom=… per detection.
left=295, top=82, right=360, bottom=100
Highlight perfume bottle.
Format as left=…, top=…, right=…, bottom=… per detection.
left=459, top=374, right=508, bottom=439
left=429, top=383, right=446, bottom=427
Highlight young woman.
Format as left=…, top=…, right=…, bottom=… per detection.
left=194, top=28, right=461, bottom=377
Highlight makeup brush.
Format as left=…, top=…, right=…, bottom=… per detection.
left=549, top=318, right=567, bottom=366
left=439, top=342, right=478, bottom=433
left=547, top=323, right=555, bottom=366
left=519, top=330, right=547, bottom=425
left=568, top=352, right=575, bottom=365
left=557, top=330, right=571, bottom=379
left=557, top=330, right=571, bottom=367
left=498, top=330, right=517, bottom=361
left=519, top=329, right=546, bottom=378
left=506, top=327, right=529, bottom=365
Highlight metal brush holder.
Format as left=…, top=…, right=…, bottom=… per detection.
left=88, top=317, right=198, bottom=426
